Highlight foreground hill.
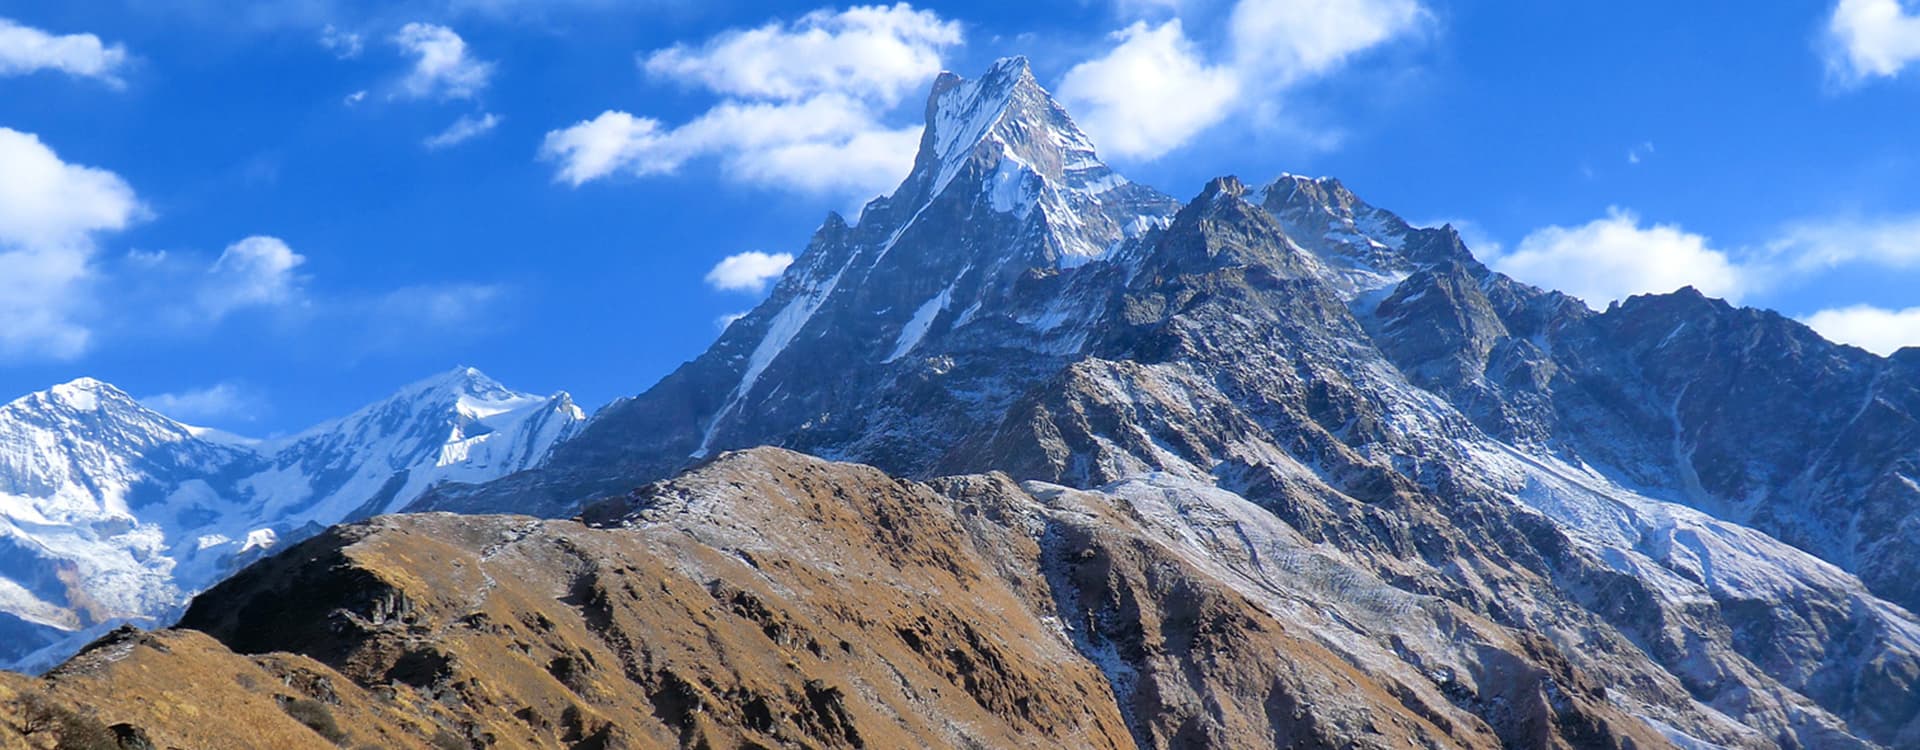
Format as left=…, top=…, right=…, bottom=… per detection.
left=0, top=448, right=1663, bottom=749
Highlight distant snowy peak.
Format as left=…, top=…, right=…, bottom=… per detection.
left=265, top=366, right=585, bottom=522
left=0, top=366, right=585, bottom=670
left=0, top=379, right=231, bottom=521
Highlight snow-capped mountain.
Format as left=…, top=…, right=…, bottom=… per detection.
left=0, top=367, right=582, bottom=669
left=413, top=58, right=1920, bottom=748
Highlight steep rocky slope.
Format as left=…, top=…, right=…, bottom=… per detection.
left=0, top=449, right=1667, bottom=749
left=0, top=367, right=583, bottom=670
left=409, top=58, right=1920, bottom=748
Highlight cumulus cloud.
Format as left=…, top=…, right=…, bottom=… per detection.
left=1824, top=0, right=1920, bottom=81
left=424, top=112, right=501, bottom=149
left=1057, top=21, right=1240, bottom=159
left=0, top=128, right=144, bottom=360
left=1059, top=0, right=1429, bottom=160
left=1801, top=305, right=1920, bottom=355
left=139, top=383, right=267, bottom=424
left=199, top=236, right=308, bottom=320
left=643, top=4, right=959, bottom=103
left=705, top=251, right=794, bottom=293
left=0, top=17, right=128, bottom=85
left=542, top=4, right=956, bottom=197
left=392, top=23, right=492, bottom=100
left=1491, top=208, right=1748, bottom=308
left=1227, top=0, right=1427, bottom=83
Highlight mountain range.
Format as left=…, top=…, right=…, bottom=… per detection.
left=0, top=367, right=583, bottom=669
left=3, top=56, right=1919, bottom=749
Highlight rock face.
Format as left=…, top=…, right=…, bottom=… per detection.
left=0, top=449, right=1667, bottom=749
left=0, top=367, right=583, bottom=670
left=407, top=59, right=1920, bottom=749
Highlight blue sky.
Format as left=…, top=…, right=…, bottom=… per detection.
left=3, top=0, right=1920, bottom=435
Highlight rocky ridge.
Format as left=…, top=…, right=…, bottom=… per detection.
left=0, top=449, right=1667, bottom=749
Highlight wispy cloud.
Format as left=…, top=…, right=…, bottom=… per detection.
left=392, top=22, right=492, bottom=100
left=319, top=24, right=363, bottom=59
left=139, top=382, right=268, bottom=424
left=425, top=112, right=501, bottom=149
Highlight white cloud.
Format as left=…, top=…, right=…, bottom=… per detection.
left=0, top=17, right=128, bottom=85
left=705, top=251, right=794, bottom=293
left=1825, top=0, right=1920, bottom=81
left=643, top=4, right=960, bottom=104
left=392, top=22, right=492, bottom=100
left=1627, top=141, right=1655, bottom=165
left=544, top=4, right=956, bottom=196
left=139, top=383, right=266, bottom=424
left=344, top=89, right=367, bottom=105
left=424, top=112, right=501, bottom=149
left=1057, top=21, right=1241, bottom=159
left=1771, top=213, right=1920, bottom=271
left=320, top=24, right=362, bottom=59
left=199, top=236, right=307, bottom=319
left=1492, top=208, right=1748, bottom=308
left=0, top=128, right=144, bottom=360
left=1056, top=0, right=1429, bottom=160
left=1801, top=305, right=1920, bottom=355
left=541, top=111, right=671, bottom=186
left=1227, top=0, right=1428, bottom=84
left=716, top=311, right=748, bottom=330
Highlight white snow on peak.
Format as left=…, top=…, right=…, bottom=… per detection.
left=45, top=378, right=117, bottom=412
left=0, top=366, right=586, bottom=670
left=926, top=57, right=1034, bottom=198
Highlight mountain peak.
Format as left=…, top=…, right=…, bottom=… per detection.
left=402, top=365, right=511, bottom=400
left=912, top=55, right=1100, bottom=196
left=30, top=377, right=140, bottom=414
